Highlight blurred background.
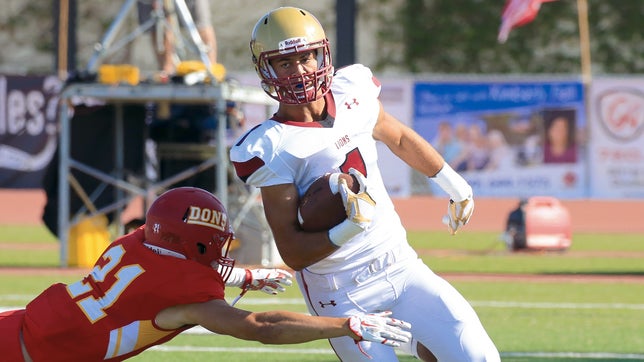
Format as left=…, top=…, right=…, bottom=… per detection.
left=1, top=0, right=642, bottom=75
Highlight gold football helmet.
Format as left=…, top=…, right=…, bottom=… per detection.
left=250, top=7, right=333, bottom=104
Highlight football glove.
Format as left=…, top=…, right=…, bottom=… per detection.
left=431, top=163, right=474, bottom=235
left=226, top=268, right=293, bottom=295
left=348, top=311, right=412, bottom=347
left=328, top=168, right=376, bottom=246
left=242, top=268, right=293, bottom=295
left=445, top=196, right=474, bottom=235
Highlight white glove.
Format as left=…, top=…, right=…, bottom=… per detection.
left=328, top=168, right=376, bottom=247
left=348, top=311, right=412, bottom=347
left=244, top=268, right=293, bottom=294
left=445, top=196, right=474, bottom=235
left=226, top=268, right=293, bottom=295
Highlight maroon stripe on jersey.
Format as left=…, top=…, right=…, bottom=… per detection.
left=232, top=157, right=265, bottom=182
left=372, top=75, right=381, bottom=87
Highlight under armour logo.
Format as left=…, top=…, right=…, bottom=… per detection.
left=319, top=300, right=337, bottom=308
left=153, top=223, right=160, bottom=233
left=344, top=98, right=359, bottom=109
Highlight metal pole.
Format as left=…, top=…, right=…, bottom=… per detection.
left=115, top=103, right=125, bottom=236
left=577, top=0, right=592, bottom=86
left=216, top=83, right=228, bottom=207
left=86, top=0, right=138, bottom=72
left=335, top=0, right=356, bottom=68
left=57, top=101, right=71, bottom=267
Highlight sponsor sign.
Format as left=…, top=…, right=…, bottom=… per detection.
left=589, top=78, right=644, bottom=198
left=414, top=79, right=587, bottom=198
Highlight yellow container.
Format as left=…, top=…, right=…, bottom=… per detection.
left=176, top=61, right=226, bottom=83
left=68, top=215, right=111, bottom=268
left=98, top=64, right=140, bottom=85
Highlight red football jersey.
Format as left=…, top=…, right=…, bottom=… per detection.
left=22, top=227, right=225, bottom=361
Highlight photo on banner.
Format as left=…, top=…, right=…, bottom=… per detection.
left=414, top=79, right=587, bottom=198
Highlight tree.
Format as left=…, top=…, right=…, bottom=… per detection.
left=372, top=0, right=644, bottom=75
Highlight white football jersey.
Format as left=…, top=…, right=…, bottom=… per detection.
left=230, top=64, right=409, bottom=273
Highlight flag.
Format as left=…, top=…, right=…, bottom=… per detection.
left=498, top=0, right=557, bottom=43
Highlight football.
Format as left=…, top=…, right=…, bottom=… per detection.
left=298, top=173, right=359, bottom=232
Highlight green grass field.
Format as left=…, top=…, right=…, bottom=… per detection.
left=1, top=225, right=642, bottom=361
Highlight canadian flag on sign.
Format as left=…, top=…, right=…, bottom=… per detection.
left=498, top=0, right=558, bottom=43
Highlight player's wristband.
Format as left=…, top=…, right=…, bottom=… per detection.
left=225, top=267, right=250, bottom=287
left=328, top=219, right=362, bottom=247
left=430, top=163, right=472, bottom=202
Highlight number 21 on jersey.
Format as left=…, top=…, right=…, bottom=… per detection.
left=67, top=245, right=145, bottom=323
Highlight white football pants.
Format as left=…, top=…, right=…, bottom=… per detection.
left=296, top=244, right=500, bottom=361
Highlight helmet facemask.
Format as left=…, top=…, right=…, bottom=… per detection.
left=255, top=40, right=333, bottom=105
left=211, top=230, right=236, bottom=282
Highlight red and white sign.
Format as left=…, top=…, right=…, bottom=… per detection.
left=589, top=78, right=644, bottom=198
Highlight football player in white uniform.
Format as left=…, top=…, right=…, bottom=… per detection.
left=230, top=7, right=500, bottom=362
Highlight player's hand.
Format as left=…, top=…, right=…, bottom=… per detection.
left=444, top=195, right=474, bottom=235
left=328, top=168, right=376, bottom=246
left=339, top=168, right=376, bottom=227
left=347, top=311, right=412, bottom=347
left=242, top=268, right=293, bottom=295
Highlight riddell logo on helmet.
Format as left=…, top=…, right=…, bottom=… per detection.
left=185, top=206, right=227, bottom=231
left=279, top=37, right=307, bottom=51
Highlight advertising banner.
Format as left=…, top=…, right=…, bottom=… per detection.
left=588, top=78, right=644, bottom=198
left=414, top=79, right=587, bottom=198
left=0, top=75, right=62, bottom=188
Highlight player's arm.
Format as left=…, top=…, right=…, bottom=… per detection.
left=372, top=101, right=445, bottom=176
left=260, top=183, right=338, bottom=270
left=156, top=299, right=411, bottom=346
left=372, top=101, right=474, bottom=234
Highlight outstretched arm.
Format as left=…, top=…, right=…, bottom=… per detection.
left=156, top=299, right=411, bottom=346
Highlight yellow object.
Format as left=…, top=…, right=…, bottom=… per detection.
left=176, top=61, right=226, bottom=83
left=228, top=238, right=241, bottom=252
left=68, top=215, right=111, bottom=268
left=98, top=64, right=140, bottom=85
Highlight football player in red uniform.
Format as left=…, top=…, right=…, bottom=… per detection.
left=230, top=7, right=500, bottom=362
left=0, top=187, right=411, bottom=361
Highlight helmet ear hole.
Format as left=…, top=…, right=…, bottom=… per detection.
left=197, top=243, right=207, bottom=255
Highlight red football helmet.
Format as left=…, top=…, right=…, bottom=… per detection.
left=145, top=187, right=235, bottom=281
left=250, top=7, right=333, bottom=104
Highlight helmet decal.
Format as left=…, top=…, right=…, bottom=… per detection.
left=185, top=206, right=228, bottom=231
left=279, top=37, right=308, bottom=52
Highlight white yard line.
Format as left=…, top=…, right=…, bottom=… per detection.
left=3, top=297, right=644, bottom=310
left=149, top=346, right=644, bottom=360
